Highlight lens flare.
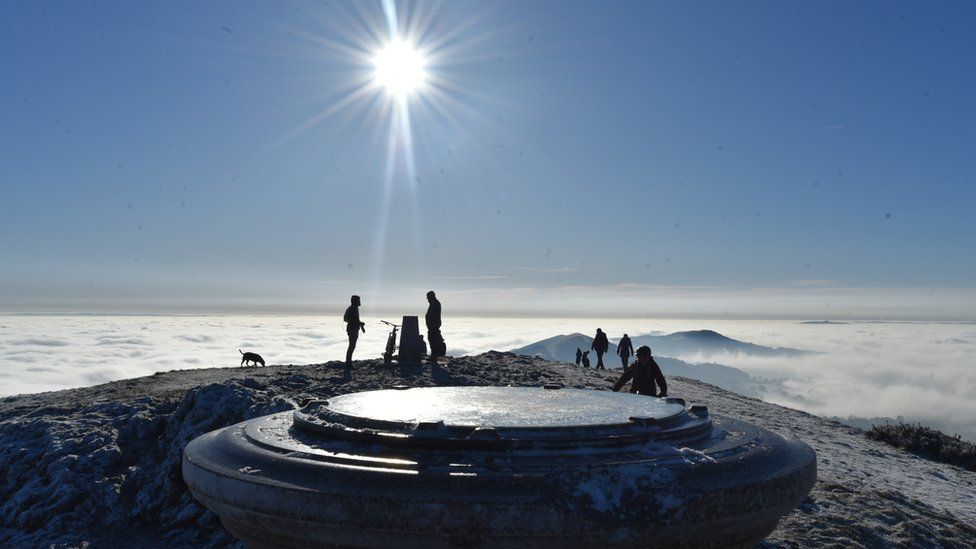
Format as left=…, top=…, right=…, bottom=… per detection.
left=372, top=38, right=427, bottom=98
left=269, top=0, right=498, bottom=299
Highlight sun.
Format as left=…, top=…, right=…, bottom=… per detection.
left=372, top=38, right=427, bottom=98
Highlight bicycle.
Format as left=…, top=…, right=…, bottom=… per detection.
left=380, top=320, right=400, bottom=365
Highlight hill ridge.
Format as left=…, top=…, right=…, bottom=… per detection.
left=1, top=353, right=973, bottom=547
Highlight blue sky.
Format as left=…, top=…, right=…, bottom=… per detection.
left=2, top=1, right=974, bottom=318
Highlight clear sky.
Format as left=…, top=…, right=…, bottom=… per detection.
left=2, top=1, right=975, bottom=318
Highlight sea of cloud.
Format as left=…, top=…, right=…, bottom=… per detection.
left=1, top=314, right=974, bottom=440
left=670, top=320, right=976, bottom=442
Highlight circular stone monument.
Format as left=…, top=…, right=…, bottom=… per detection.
left=183, top=386, right=816, bottom=548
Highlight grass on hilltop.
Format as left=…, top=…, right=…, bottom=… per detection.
left=866, top=422, right=976, bottom=472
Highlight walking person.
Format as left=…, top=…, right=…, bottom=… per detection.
left=343, top=295, right=365, bottom=366
left=618, top=333, right=634, bottom=368
left=425, top=290, right=446, bottom=364
left=612, top=345, right=667, bottom=397
left=591, top=328, right=610, bottom=370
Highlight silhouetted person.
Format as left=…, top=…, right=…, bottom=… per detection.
left=612, top=345, right=667, bottom=397
left=425, top=290, right=445, bottom=363
left=575, top=347, right=583, bottom=366
left=591, top=328, right=609, bottom=370
left=618, top=333, right=634, bottom=368
left=581, top=351, right=591, bottom=368
left=343, top=295, right=365, bottom=366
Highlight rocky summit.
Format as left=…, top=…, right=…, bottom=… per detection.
left=1, top=352, right=974, bottom=548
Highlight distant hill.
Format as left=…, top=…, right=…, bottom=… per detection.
left=510, top=329, right=810, bottom=365
left=509, top=333, right=618, bottom=365
left=510, top=331, right=781, bottom=398
left=630, top=330, right=811, bottom=358
left=800, top=320, right=850, bottom=325
left=654, top=356, right=766, bottom=398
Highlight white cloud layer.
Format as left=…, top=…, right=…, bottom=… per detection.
left=1, top=315, right=974, bottom=440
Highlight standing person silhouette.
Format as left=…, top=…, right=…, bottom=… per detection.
left=618, top=333, right=634, bottom=368
left=575, top=347, right=583, bottom=366
left=425, top=290, right=445, bottom=364
left=591, top=328, right=610, bottom=370
left=343, top=295, right=365, bottom=367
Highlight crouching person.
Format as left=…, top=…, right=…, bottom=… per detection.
left=612, top=345, right=667, bottom=397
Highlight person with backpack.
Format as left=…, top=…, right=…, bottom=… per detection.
left=618, top=333, right=634, bottom=368
left=591, top=328, right=610, bottom=370
left=612, top=345, right=667, bottom=397
left=425, top=290, right=446, bottom=363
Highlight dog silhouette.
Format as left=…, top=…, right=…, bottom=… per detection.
left=239, top=349, right=265, bottom=367
left=581, top=351, right=591, bottom=368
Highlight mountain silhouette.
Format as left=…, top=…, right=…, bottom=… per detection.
left=630, top=330, right=811, bottom=358
left=800, top=320, right=850, bottom=325
left=508, top=330, right=798, bottom=398
left=510, top=333, right=618, bottom=364
left=511, top=329, right=809, bottom=365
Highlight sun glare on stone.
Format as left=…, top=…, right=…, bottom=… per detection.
left=373, top=38, right=427, bottom=98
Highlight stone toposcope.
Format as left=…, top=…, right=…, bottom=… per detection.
left=183, top=386, right=816, bottom=548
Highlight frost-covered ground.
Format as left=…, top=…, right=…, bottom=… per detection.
left=1, top=353, right=974, bottom=547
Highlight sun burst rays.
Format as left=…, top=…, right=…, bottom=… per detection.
left=259, top=1, right=510, bottom=297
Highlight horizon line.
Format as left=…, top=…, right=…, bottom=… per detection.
left=1, top=309, right=973, bottom=324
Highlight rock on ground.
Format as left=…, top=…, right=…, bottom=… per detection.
left=1, top=352, right=974, bottom=548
